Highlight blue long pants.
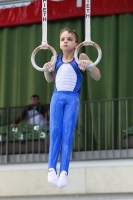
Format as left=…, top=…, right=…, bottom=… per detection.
left=48, top=91, right=79, bottom=174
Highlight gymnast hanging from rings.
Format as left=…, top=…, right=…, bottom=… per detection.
left=31, top=0, right=102, bottom=188
left=44, top=27, right=101, bottom=188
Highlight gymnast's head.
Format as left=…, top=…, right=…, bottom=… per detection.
left=60, top=28, right=79, bottom=43
left=59, top=28, right=79, bottom=51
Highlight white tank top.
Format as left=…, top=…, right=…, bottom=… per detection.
left=55, top=63, right=77, bottom=91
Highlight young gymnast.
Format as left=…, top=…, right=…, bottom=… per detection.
left=43, top=27, right=101, bottom=188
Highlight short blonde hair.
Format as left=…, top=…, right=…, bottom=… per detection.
left=60, top=27, right=79, bottom=43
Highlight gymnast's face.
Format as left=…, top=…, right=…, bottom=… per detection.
left=60, top=31, right=78, bottom=52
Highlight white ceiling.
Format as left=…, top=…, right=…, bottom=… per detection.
left=0, top=0, right=34, bottom=9
left=0, top=0, right=82, bottom=9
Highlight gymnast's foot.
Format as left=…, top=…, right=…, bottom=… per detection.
left=58, top=170, right=68, bottom=188
left=48, top=168, right=58, bottom=186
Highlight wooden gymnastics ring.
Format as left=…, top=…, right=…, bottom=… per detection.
left=31, top=0, right=57, bottom=72
left=31, top=42, right=57, bottom=72
left=74, top=40, right=102, bottom=69
left=74, top=0, right=102, bottom=69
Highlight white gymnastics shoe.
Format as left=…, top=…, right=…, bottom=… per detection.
left=58, top=170, right=68, bottom=188
left=48, top=168, right=58, bottom=186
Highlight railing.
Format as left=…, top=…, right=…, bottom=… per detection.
left=0, top=98, right=133, bottom=164
left=73, top=97, right=133, bottom=160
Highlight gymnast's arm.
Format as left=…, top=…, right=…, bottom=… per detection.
left=43, top=56, right=55, bottom=82
left=79, top=53, right=101, bottom=81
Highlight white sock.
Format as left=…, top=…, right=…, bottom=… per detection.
left=48, top=168, right=58, bottom=186
left=58, top=170, right=68, bottom=188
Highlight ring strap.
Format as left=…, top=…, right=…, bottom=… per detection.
left=42, top=0, right=47, bottom=45
left=85, top=0, right=91, bottom=42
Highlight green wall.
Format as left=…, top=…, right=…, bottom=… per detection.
left=0, top=14, right=133, bottom=107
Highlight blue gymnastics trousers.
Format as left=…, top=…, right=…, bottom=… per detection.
left=48, top=91, right=80, bottom=174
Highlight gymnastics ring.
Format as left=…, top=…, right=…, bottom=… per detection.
left=74, top=40, right=102, bottom=69
left=31, top=0, right=57, bottom=72
left=31, top=43, right=57, bottom=72
left=74, top=0, right=102, bottom=69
